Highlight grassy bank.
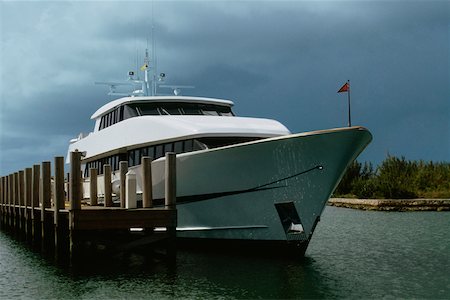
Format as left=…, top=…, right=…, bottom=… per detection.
left=334, top=155, right=450, bottom=199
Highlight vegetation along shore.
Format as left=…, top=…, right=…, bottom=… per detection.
left=331, top=155, right=450, bottom=211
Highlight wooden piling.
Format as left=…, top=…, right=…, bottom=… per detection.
left=41, top=161, right=52, bottom=251
left=13, top=172, right=18, bottom=231
left=70, top=152, right=81, bottom=210
left=6, top=176, right=10, bottom=228
left=8, top=174, right=13, bottom=228
left=66, top=173, right=70, bottom=203
left=32, top=165, right=40, bottom=208
left=89, top=168, right=98, bottom=206
left=54, top=157, right=65, bottom=223
left=142, top=156, right=153, bottom=208
left=164, top=152, right=177, bottom=258
left=0, top=177, right=4, bottom=228
left=1, top=177, right=4, bottom=227
left=165, top=153, right=176, bottom=209
left=103, top=164, right=112, bottom=207
left=69, top=151, right=81, bottom=262
left=24, top=168, right=32, bottom=239
left=125, top=170, right=137, bottom=209
left=119, top=161, right=128, bottom=208
left=31, top=164, right=41, bottom=245
left=14, top=172, right=19, bottom=207
left=54, top=156, right=66, bottom=260
left=18, top=170, right=24, bottom=232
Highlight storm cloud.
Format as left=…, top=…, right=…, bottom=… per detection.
left=1, top=0, right=449, bottom=174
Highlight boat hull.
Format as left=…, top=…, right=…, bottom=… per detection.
left=147, top=126, right=372, bottom=252
left=81, top=126, right=371, bottom=255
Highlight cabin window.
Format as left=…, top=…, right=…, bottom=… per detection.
left=194, top=140, right=207, bottom=151
left=138, top=103, right=160, bottom=115
left=146, top=146, right=155, bottom=159
left=164, top=143, right=173, bottom=153
left=216, top=106, right=233, bottom=116
left=141, top=147, right=148, bottom=158
left=201, top=105, right=220, bottom=116
left=184, top=140, right=193, bottom=152
left=124, top=105, right=138, bottom=119
left=160, top=104, right=182, bottom=115
left=182, top=103, right=202, bottom=115
left=124, top=102, right=234, bottom=117
left=134, top=149, right=141, bottom=166
left=128, top=150, right=134, bottom=166
left=174, top=141, right=183, bottom=154
left=111, top=155, right=117, bottom=171
left=153, top=145, right=161, bottom=159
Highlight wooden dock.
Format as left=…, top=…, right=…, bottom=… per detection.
left=0, top=152, right=177, bottom=264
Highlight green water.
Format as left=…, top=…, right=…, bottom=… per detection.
left=1, top=206, right=449, bottom=299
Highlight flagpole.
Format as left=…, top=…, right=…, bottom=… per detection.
left=347, top=80, right=351, bottom=127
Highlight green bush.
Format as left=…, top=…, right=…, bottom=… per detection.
left=376, top=155, right=418, bottom=199
left=333, top=155, right=450, bottom=199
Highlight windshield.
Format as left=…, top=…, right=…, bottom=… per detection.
left=127, top=102, right=234, bottom=116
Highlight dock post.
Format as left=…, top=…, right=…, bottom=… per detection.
left=119, top=161, right=128, bottom=208
left=1, top=176, right=7, bottom=229
left=0, top=177, right=2, bottom=229
left=165, top=153, right=176, bottom=209
left=3, top=176, right=6, bottom=230
left=41, top=161, right=52, bottom=253
left=103, top=164, right=112, bottom=207
left=18, top=170, right=25, bottom=236
left=24, top=168, right=32, bottom=241
left=6, top=175, right=11, bottom=230
left=66, top=173, right=70, bottom=203
left=165, top=152, right=177, bottom=260
left=8, top=174, right=13, bottom=229
left=125, top=170, right=137, bottom=209
left=142, top=157, right=153, bottom=208
left=31, top=165, right=41, bottom=246
left=0, top=177, right=4, bottom=229
left=54, top=156, right=66, bottom=262
left=70, top=152, right=82, bottom=211
left=89, top=168, right=98, bottom=206
left=13, top=172, right=18, bottom=233
left=3, top=176, right=6, bottom=229
left=69, top=151, right=82, bottom=263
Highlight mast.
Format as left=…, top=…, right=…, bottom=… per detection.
left=151, top=0, right=157, bottom=96
left=143, top=49, right=150, bottom=96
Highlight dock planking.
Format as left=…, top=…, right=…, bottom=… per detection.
left=0, top=151, right=177, bottom=264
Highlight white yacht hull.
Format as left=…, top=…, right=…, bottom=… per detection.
left=149, top=126, right=371, bottom=253
left=81, top=126, right=371, bottom=254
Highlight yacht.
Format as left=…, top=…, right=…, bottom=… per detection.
left=67, top=53, right=372, bottom=255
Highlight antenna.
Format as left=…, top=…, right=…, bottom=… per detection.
left=151, top=0, right=157, bottom=96
left=94, top=0, right=194, bottom=97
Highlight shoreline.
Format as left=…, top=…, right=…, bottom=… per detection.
left=328, top=198, right=450, bottom=211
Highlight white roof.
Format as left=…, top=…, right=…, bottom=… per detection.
left=91, top=96, right=234, bottom=120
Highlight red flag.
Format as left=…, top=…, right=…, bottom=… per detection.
left=338, top=82, right=349, bottom=93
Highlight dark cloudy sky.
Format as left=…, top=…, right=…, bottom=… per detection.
left=1, top=0, right=449, bottom=175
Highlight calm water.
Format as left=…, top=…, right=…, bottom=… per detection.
left=1, top=206, right=449, bottom=299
